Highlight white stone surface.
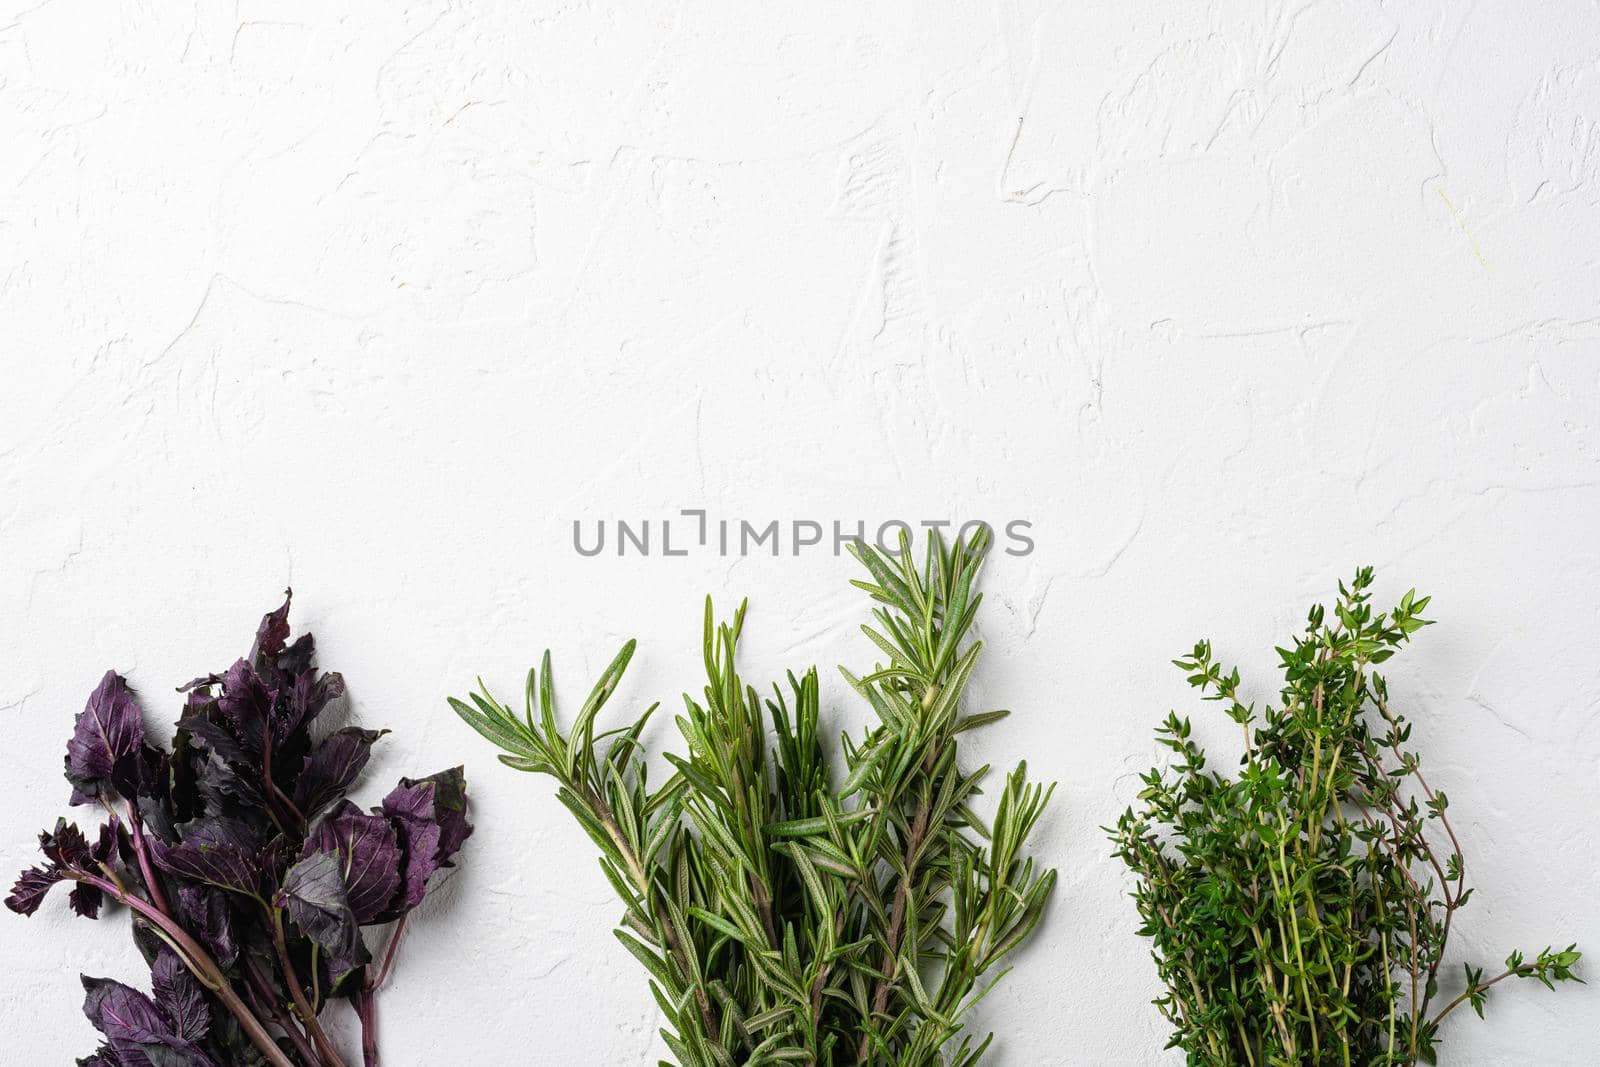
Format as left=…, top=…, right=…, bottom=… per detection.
left=3, top=2, right=1598, bottom=1063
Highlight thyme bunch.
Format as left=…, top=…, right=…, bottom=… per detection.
left=1109, top=568, right=1582, bottom=1065
left=453, top=529, right=1055, bottom=1065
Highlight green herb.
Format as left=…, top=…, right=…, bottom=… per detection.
left=1109, top=567, right=1582, bottom=1065
left=453, top=529, right=1055, bottom=1065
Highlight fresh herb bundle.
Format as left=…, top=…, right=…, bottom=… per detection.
left=1109, top=568, right=1582, bottom=1065
left=453, top=529, right=1055, bottom=1065
left=8, top=594, right=472, bottom=1067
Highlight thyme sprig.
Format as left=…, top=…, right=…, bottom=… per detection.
left=1110, top=567, right=1582, bottom=1065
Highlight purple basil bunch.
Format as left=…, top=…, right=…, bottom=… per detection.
left=6, top=594, right=471, bottom=1067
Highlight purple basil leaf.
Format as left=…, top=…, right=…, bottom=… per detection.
left=82, top=976, right=170, bottom=1044
left=303, top=801, right=401, bottom=924
left=8, top=818, right=112, bottom=918
left=94, top=820, right=120, bottom=866
left=77, top=1048, right=122, bottom=1067
left=204, top=1012, right=275, bottom=1067
left=276, top=851, right=358, bottom=960
left=211, top=660, right=270, bottom=762
left=176, top=673, right=219, bottom=694
left=178, top=686, right=279, bottom=821
left=69, top=821, right=121, bottom=918
left=277, top=632, right=316, bottom=677
left=66, top=672, right=145, bottom=804
left=135, top=794, right=178, bottom=845
left=176, top=709, right=245, bottom=761
left=178, top=817, right=260, bottom=852
left=389, top=817, right=443, bottom=918
left=175, top=702, right=263, bottom=809
left=133, top=1036, right=219, bottom=1066
left=40, top=818, right=97, bottom=869
left=149, top=820, right=262, bottom=899
left=384, top=766, right=472, bottom=861
left=69, top=881, right=105, bottom=919
left=111, top=741, right=167, bottom=808
left=322, top=948, right=368, bottom=996
left=193, top=750, right=266, bottom=814
left=292, top=727, right=386, bottom=819
left=81, top=975, right=220, bottom=1067
left=161, top=731, right=206, bottom=829
left=6, top=866, right=63, bottom=916
left=151, top=949, right=209, bottom=1043
left=250, top=593, right=292, bottom=668
left=174, top=884, right=237, bottom=965
left=274, top=669, right=345, bottom=746
left=378, top=767, right=472, bottom=916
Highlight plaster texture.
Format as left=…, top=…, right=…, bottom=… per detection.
left=3, top=2, right=1598, bottom=1063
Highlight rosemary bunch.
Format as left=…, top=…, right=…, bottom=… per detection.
left=1109, top=568, right=1582, bottom=1065
left=453, top=529, right=1056, bottom=1065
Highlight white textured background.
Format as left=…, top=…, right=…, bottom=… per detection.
left=3, top=2, right=1599, bottom=1064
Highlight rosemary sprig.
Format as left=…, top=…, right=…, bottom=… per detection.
left=453, top=528, right=1056, bottom=1065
